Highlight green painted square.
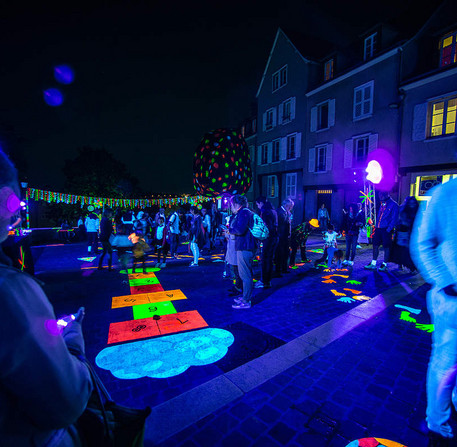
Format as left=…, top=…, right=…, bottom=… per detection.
left=122, top=267, right=161, bottom=274
left=129, top=276, right=160, bottom=286
left=132, top=301, right=177, bottom=319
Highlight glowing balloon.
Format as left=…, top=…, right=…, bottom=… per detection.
left=193, top=128, right=252, bottom=197
left=365, top=148, right=396, bottom=192
left=54, top=65, right=75, bottom=84
left=43, top=88, right=64, bottom=106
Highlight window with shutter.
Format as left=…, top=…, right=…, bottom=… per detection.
left=286, top=173, right=297, bottom=198
left=429, top=97, right=456, bottom=137
left=315, top=145, right=327, bottom=172
left=353, top=81, right=374, bottom=120
left=286, top=134, right=296, bottom=159
left=439, top=31, right=457, bottom=67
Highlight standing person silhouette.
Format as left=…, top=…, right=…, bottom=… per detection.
left=411, top=177, right=457, bottom=446
left=0, top=149, right=92, bottom=445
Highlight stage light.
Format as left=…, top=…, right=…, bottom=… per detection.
left=365, top=160, right=383, bottom=184
left=365, top=148, right=396, bottom=191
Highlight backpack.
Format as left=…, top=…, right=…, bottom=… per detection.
left=249, top=212, right=269, bottom=240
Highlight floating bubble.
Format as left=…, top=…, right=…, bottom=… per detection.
left=54, top=65, right=74, bottom=84
left=43, top=88, right=64, bottom=106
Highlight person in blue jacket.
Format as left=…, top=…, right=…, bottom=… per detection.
left=229, top=194, right=257, bottom=309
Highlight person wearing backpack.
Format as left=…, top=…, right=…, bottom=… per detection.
left=255, top=196, right=278, bottom=289
left=229, top=194, right=258, bottom=309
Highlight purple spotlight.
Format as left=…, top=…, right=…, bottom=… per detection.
left=54, top=65, right=74, bottom=84
left=366, top=148, right=396, bottom=192
left=43, top=88, right=64, bottom=106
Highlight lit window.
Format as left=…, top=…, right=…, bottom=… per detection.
left=286, top=134, right=296, bottom=159
left=364, top=33, right=377, bottom=60
left=430, top=97, right=456, bottom=137
left=440, top=32, right=457, bottom=67
left=272, top=65, right=287, bottom=92
left=353, top=81, right=374, bottom=120
left=315, top=145, right=327, bottom=172
left=261, top=144, right=269, bottom=165
left=324, top=59, right=334, bottom=81
left=272, top=139, right=280, bottom=163
left=286, top=173, right=297, bottom=199
left=267, top=175, right=278, bottom=198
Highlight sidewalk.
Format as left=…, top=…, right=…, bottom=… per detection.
left=143, top=239, right=435, bottom=446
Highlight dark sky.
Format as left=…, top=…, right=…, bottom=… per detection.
left=0, top=0, right=444, bottom=196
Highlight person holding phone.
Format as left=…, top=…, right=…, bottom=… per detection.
left=0, top=149, right=92, bottom=446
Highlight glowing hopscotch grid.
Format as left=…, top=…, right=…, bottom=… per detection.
left=107, top=310, right=208, bottom=344
left=130, top=284, right=164, bottom=294
left=132, top=301, right=177, bottom=320
left=129, top=276, right=160, bottom=286
left=112, top=289, right=187, bottom=309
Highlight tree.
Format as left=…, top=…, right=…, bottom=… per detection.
left=63, top=147, right=141, bottom=198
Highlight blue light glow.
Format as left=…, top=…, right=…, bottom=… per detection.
left=95, top=328, right=234, bottom=379
left=43, top=88, right=64, bottom=106
left=54, top=65, right=74, bottom=84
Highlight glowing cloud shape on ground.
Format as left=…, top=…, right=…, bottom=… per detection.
left=95, top=328, right=234, bottom=379
left=345, top=438, right=406, bottom=446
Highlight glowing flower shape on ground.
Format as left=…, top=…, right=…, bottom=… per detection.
left=193, top=128, right=252, bottom=197
left=345, top=438, right=406, bottom=446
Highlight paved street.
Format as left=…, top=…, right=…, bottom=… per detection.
left=33, top=235, right=442, bottom=446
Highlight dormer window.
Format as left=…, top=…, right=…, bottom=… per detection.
left=364, top=32, right=377, bottom=60
left=440, top=31, right=457, bottom=67
left=324, top=59, right=334, bottom=81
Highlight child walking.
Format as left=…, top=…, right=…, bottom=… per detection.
left=323, top=224, right=338, bottom=268
left=129, top=231, right=151, bottom=273
left=111, top=224, right=133, bottom=273
left=152, top=217, right=169, bottom=268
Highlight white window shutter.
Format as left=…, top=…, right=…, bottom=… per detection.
left=295, top=133, right=302, bottom=158
left=291, top=97, right=296, bottom=120
left=326, top=144, right=333, bottom=171
left=267, top=142, right=272, bottom=163
left=328, top=99, right=336, bottom=127
left=272, top=107, right=277, bottom=127
left=368, top=133, right=378, bottom=152
left=280, top=137, right=287, bottom=160
left=257, top=146, right=262, bottom=165
left=308, top=147, right=316, bottom=172
left=310, top=107, right=317, bottom=132
left=344, top=139, right=353, bottom=168
left=412, top=103, right=428, bottom=141
left=262, top=112, right=267, bottom=132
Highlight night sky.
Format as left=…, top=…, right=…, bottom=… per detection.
left=0, top=0, right=444, bottom=196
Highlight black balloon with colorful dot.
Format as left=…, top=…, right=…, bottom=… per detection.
left=193, top=128, right=252, bottom=197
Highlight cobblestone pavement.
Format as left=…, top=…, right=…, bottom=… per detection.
left=32, top=235, right=438, bottom=446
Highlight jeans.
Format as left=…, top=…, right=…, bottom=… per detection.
left=190, top=241, right=199, bottom=264
left=345, top=234, right=358, bottom=261
left=326, top=246, right=336, bottom=267
left=98, top=241, right=113, bottom=268
left=262, top=236, right=278, bottom=285
left=169, top=233, right=179, bottom=257
left=236, top=250, right=254, bottom=304
left=426, top=287, right=457, bottom=437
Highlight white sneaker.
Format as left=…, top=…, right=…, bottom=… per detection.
left=342, top=260, right=348, bottom=266
left=348, top=261, right=354, bottom=266
left=254, top=281, right=264, bottom=289
left=189, top=262, right=198, bottom=267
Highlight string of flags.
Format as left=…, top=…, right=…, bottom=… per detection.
left=27, top=187, right=214, bottom=209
